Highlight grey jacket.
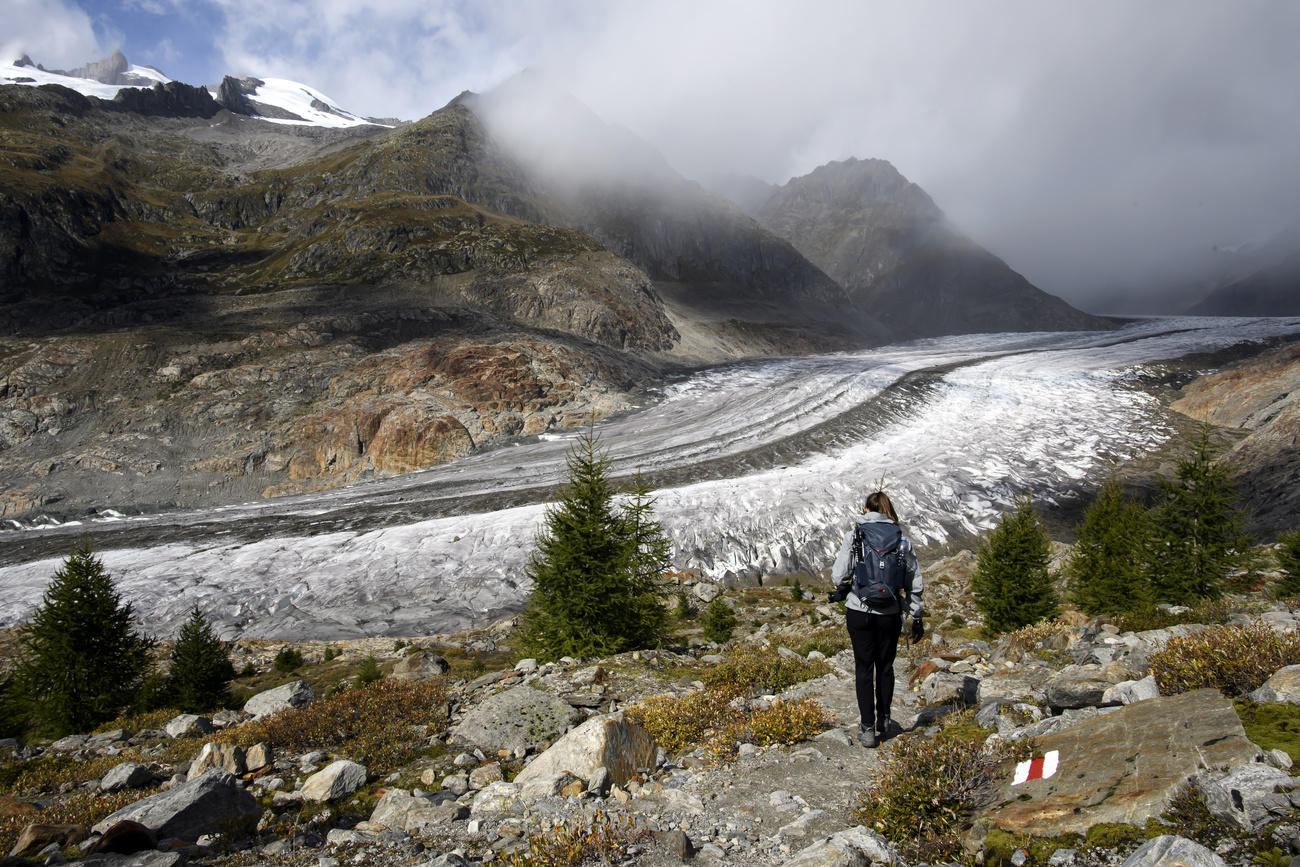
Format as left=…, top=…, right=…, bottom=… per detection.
left=830, top=511, right=924, bottom=618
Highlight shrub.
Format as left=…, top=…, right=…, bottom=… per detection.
left=217, top=678, right=448, bottom=775
left=1273, top=529, right=1300, bottom=599
left=500, top=809, right=649, bottom=867
left=166, top=606, right=236, bottom=713
left=1234, top=700, right=1300, bottom=766
left=273, top=646, right=304, bottom=673
left=353, top=655, right=382, bottom=687
left=743, top=697, right=831, bottom=746
left=972, top=496, right=1059, bottom=636
left=1145, top=424, right=1251, bottom=604
left=0, top=788, right=148, bottom=858
left=519, top=431, right=670, bottom=660
left=323, top=647, right=340, bottom=662
left=699, top=645, right=829, bottom=699
left=1115, top=597, right=1235, bottom=633
left=853, top=714, right=1032, bottom=862
left=1161, top=783, right=1244, bottom=849
left=1149, top=621, right=1300, bottom=697
left=783, top=626, right=849, bottom=658
left=1067, top=476, right=1153, bottom=616
left=627, top=690, right=735, bottom=755
left=788, top=580, right=804, bottom=602
left=701, top=596, right=737, bottom=643
left=10, top=546, right=154, bottom=736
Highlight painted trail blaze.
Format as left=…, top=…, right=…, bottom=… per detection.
left=1012, top=750, right=1059, bottom=785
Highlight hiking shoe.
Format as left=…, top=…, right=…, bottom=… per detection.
left=857, top=724, right=878, bottom=749
left=876, top=718, right=894, bottom=741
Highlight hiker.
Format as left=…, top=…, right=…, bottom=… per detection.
left=828, top=490, right=923, bottom=748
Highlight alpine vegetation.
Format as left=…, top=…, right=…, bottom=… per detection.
left=9, top=546, right=154, bottom=737
left=971, top=496, right=1059, bottom=636
left=519, top=428, right=670, bottom=660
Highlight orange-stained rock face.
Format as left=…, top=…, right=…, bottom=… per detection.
left=367, top=407, right=473, bottom=474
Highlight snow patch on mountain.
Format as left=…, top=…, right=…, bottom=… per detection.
left=236, top=77, right=376, bottom=128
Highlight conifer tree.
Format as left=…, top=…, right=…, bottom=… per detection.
left=165, top=606, right=236, bottom=713
left=702, top=595, right=738, bottom=643
left=520, top=429, right=670, bottom=660
left=1145, top=425, right=1251, bottom=604
left=1271, top=528, right=1300, bottom=599
left=1067, top=476, right=1153, bottom=616
left=971, top=496, right=1059, bottom=636
left=12, top=546, right=154, bottom=736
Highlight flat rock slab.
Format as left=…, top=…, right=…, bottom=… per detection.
left=92, top=769, right=260, bottom=842
left=515, top=712, right=656, bottom=787
left=976, top=689, right=1259, bottom=838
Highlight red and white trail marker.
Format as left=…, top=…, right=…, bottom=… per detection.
left=1012, top=750, right=1059, bottom=785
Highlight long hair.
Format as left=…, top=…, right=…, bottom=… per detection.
left=864, top=491, right=899, bottom=522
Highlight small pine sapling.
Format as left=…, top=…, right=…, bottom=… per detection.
left=702, top=596, right=738, bottom=644
left=1067, top=476, right=1153, bottom=616
left=971, top=496, right=1059, bottom=636
left=166, top=606, right=237, bottom=713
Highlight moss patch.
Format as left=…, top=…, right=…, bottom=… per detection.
left=1235, top=699, right=1300, bottom=765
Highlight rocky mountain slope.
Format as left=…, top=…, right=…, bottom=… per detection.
left=1, top=560, right=1298, bottom=866
left=748, top=158, right=1111, bottom=338
left=1172, top=339, right=1300, bottom=537
left=1188, top=247, right=1300, bottom=316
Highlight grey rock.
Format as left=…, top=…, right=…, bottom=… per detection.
left=514, top=711, right=657, bottom=788
left=50, top=735, right=88, bottom=752
left=450, top=685, right=580, bottom=754
left=390, top=651, right=452, bottom=682
left=785, top=824, right=901, bottom=866
left=692, top=582, right=721, bottom=603
left=1044, top=662, right=1133, bottom=710
left=1102, top=675, right=1161, bottom=706
left=300, top=759, right=368, bottom=802
left=164, top=714, right=213, bottom=739
left=416, top=856, right=470, bottom=867
left=1251, top=664, right=1300, bottom=704
left=1003, top=707, right=1106, bottom=742
left=100, top=762, right=155, bottom=792
left=1120, top=835, right=1227, bottom=867
left=1194, top=763, right=1298, bottom=831
left=187, top=742, right=245, bottom=779
left=243, top=680, right=314, bottom=718
left=919, top=671, right=979, bottom=706
left=977, top=667, right=1054, bottom=705
left=92, top=768, right=260, bottom=842
left=245, top=742, right=273, bottom=771
left=470, top=781, right=521, bottom=815
left=978, top=690, right=1260, bottom=837
left=588, top=767, right=611, bottom=797
left=210, top=710, right=243, bottom=729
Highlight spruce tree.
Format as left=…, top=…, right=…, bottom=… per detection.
left=520, top=429, right=670, bottom=660
left=1145, top=425, right=1251, bottom=604
left=971, top=496, right=1059, bottom=636
left=1272, top=528, right=1300, bottom=599
left=12, top=546, right=154, bottom=736
left=1067, top=476, right=1153, bottom=616
left=702, top=595, right=738, bottom=643
left=165, top=606, right=236, bottom=713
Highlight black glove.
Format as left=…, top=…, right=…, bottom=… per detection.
left=910, top=617, right=924, bottom=642
left=828, top=589, right=846, bottom=604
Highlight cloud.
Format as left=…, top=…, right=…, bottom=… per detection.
left=1, top=0, right=104, bottom=68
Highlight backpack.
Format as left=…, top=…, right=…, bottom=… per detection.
left=851, top=522, right=908, bottom=610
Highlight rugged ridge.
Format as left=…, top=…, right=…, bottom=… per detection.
left=752, top=158, right=1111, bottom=338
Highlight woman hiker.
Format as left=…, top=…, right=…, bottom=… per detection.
left=827, top=490, right=924, bottom=748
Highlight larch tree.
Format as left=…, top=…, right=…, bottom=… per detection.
left=1067, top=476, right=1153, bottom=616
left=971, top=496, right=1060, bottom=636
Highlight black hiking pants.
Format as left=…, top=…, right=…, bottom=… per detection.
left=846, top=608, right=902, bottom=731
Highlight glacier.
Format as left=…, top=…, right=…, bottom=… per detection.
left=0, top=316, right=1297, bottom=640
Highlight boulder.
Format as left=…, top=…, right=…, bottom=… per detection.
left=468, top=762, right=503, bottom=790
left=450, top=685, right=580, bottom=754
left=50, top=735, right=88, bottom=752
left=519, top=772, right=579, bottom=800
left=692, top=582, right=721, bottom=603
left=514, top=712, right=657, bottom=788
left=8, top=823, right=89, bottom=858
left=1044, top=662, right=1133, bottom=710
left=1194, top=763, right=1297, bottom=831
left=919, top=672, right=979, bottom=706
left=91, top=768, right=260, bottom=842
left=977, top=667, right=1054, bottom=705
left=164, top=714, right=213, bottom=739
left=1120, top=835, right=1227, bottom=867
left=245, top=743, right=273, bottom=772
left=470, top=781, right=521, bottom=815
left=243, top=680, right=314, bottom=718
left=1250, top=663, right=1300, bottom=704
left=210, top=710, right=243, bottom=729
left=784, top=825, right=902, bottom=867
left=89, top=819, right=155, bottom=855
left=974, top=689, right=1260, bottom=839
left=1002, top=707, right=1110, bottom=742
left=187, top=742, right=245, bottom=779
left=390, top=651, right=451, bottom=681
left=300, top=759, right=368, bottom=802
left=369, top=788, right=466, bottom=833
left=100, top=762, right=155, bottom=792
left=1101, top=675, right=1161, bottom=706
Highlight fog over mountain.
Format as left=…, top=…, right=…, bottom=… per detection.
left=8, top=0, right=1300, bottom=311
